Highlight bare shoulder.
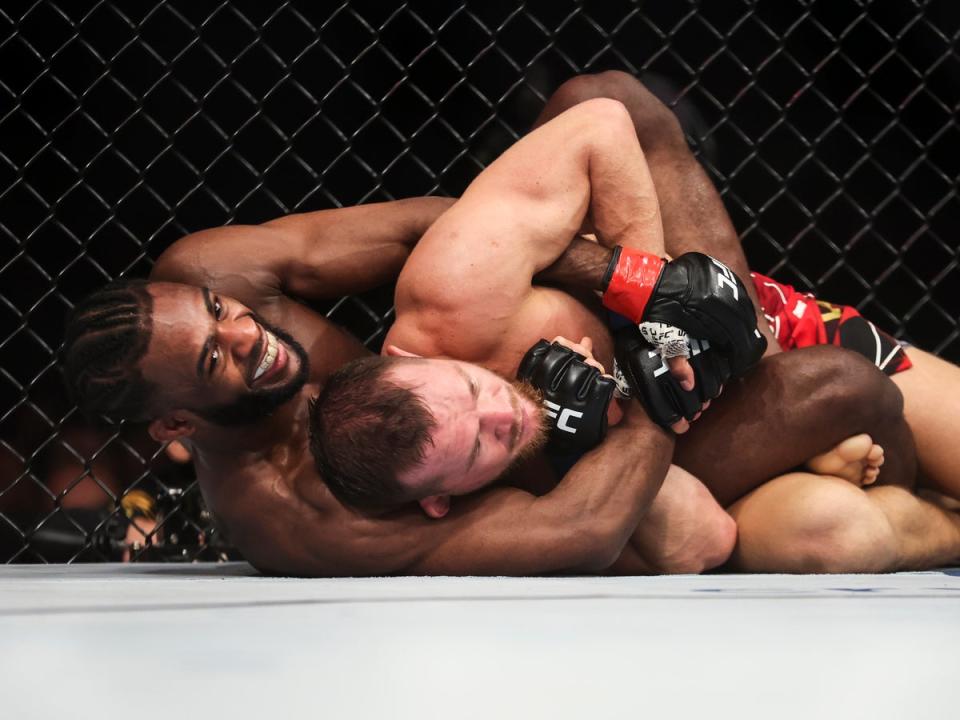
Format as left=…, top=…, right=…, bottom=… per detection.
left=201, top=459, right=422, bottom=576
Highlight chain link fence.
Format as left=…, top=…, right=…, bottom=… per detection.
left=1, top=0, right=957, bottom=563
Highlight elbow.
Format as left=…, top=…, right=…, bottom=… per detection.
left=571, top=522, right=633, bottom=572
left=552, top=72, right=684, bottom=148
left=573, top=97, right=636, bottom=141
left=658, top=512, right=738, bottom=575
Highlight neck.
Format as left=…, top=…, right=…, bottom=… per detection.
left=187, top=385, right=316, bottom=464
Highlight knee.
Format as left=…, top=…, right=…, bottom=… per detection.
left=697, top=509, right=738, bottom=572
left=551, top=72, right=683, bottom=143
left=800, top=347, right=905, bottom=428
left=659, top=507, right=737, bottom=574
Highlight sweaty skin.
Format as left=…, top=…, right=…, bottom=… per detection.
left=148, top=188, right=679, bottom=575
left=146, top=73, right=953, bottom=576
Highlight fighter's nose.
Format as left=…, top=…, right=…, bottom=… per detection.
left=219, top=315, right=260, bottom=360
left=481, top=406, right=516, bottom=441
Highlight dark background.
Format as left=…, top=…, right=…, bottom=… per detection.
left=1, top=0, right=958, bottom=562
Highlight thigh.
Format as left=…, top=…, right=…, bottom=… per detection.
left=725, top=472, right=897, bottom=573
left=674, top=345, right=913, bottom=506
left=892, top=347, right=960, bottom=500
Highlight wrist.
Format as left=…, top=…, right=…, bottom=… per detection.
left=601, top=246, right=665, bottom=323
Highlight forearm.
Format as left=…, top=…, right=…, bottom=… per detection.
left=535, top=236, right=611, bottom=291
left=583, top=106, right=666, bottom=257
left=275, top=196, right=456, bottom=299
left=386, top=196, right=457, bottom=239
left=532, top=72, right=777, bottom=351
left=529, top=400, right=674, bottom=571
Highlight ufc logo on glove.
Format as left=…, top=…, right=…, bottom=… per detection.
left=712, top=258, right=740, bottom=300
left=543, top=400, right=582, bottom=434
left=517, top=339, right=615, bottom=453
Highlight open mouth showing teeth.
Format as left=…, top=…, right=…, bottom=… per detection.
left=253, top=330, right=279, bottom=382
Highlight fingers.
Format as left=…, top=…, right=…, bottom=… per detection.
left=551, top=335, right=606, bottom=374
left=671, top=417, right=691, bottom=434
left=667, top=356, right=695, bottom=391
left=672, top=397, right=712, bottom=434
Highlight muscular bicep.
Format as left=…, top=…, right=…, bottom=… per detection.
left=391, top=127, right=597, bottom=357
left=391, top=203, right=559, bottom=360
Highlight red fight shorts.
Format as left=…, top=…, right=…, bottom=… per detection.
left=751, top=272, right=912, bottom=376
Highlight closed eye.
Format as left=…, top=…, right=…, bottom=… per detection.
left=467, top=433, right=481, bottom=471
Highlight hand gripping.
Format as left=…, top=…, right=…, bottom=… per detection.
left=517, top=339, right=615, bottom=454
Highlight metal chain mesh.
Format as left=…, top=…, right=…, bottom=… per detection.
left=1, top=0, right=957, bottom=563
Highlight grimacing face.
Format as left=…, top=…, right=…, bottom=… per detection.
left=388, top=358, right=547, bottom=517
left=141, top=282, right=309, bottom=426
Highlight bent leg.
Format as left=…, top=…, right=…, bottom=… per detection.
left=892, top=347, right=960, bottom=500
left=727, top=472, right=960, bottom=572
left=674, top=345, right=916, bottom=506
left=607, top=464, right=736, bottom=575
left=534, top=70, right=778, bottom=354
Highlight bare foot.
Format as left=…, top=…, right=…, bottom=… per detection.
left=807, top=433, right=884, bottom=487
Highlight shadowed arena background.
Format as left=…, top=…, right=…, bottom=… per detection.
left=1, top=0, right=958, bottom=564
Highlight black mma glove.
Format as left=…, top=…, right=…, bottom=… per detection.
left=517, top=339, right=615, bottom=454
left=601, top=247, right=766, bottom=376
left=613, top=325, right=731, bottom=431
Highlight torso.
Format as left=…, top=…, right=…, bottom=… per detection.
left=181, top=272, right=615, bottom=573
left=189, top=290, right=375, bottom=572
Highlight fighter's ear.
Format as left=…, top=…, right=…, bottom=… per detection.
left=384, top=344, right=421, bottom=358
left=418, top=495, right=450, bottom=519
left=148, top=413, right=196, bottom=443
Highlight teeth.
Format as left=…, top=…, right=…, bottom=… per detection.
left=253, top=331, right=278, bottom=381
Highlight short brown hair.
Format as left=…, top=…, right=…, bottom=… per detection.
left=309, top=355, right=438, bottom=510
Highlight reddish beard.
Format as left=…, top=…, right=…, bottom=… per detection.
left=508, top=379, right=549, bottom=464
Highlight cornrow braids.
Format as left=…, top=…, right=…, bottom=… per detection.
left=61, top=279, right=160, bottom=421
